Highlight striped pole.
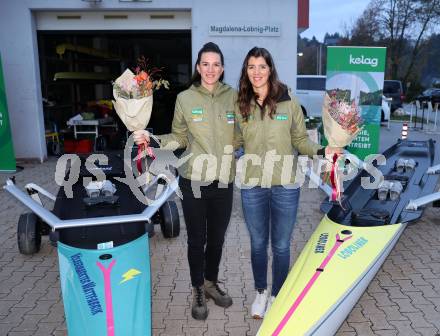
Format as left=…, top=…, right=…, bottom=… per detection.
left=401, top=122, right=408, bottom=140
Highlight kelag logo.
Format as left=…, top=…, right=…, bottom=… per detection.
left=71, top=253, right=103, bottom=315
left=349, top=54, right=378, bottom=67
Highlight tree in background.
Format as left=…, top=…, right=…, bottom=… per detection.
left=297, top=36, right=320, bottom=75
left=420, top=34, right=440, bottom=87
left=343, top=0, right=440, bottom=89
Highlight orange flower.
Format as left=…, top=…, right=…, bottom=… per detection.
left=134, top=71, right=149, bottom=84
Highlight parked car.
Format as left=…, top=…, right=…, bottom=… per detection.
left=296, top=75, right=391, bottom=121
left=417, top=88, right=440, bottom=107
left=383, top=80, right=406, bottom=112
left=296, top=75, right=326, bottom=117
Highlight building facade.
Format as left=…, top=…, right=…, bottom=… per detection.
left=0, top=0, right=306, bottom=160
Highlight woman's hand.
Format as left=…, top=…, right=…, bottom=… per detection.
left=325, top=146, right=344, bottom=160
left=133, top=130, right=150, bottom=146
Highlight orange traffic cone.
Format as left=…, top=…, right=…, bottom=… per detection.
left=401, top=122, right=408, bottom=140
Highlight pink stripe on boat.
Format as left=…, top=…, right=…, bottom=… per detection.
left=272, top=233, right=352, bottom=336
left=97, top=260, right=116, bottom=336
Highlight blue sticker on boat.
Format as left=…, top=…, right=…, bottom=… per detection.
left=71, top=253, right=103, bottom=315
left=314, top=233, right=329, bottom=253
left=337, top=237, right=368, bottom=259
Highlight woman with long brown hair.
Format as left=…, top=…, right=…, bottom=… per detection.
left=134, top=42, right=236, bottom=320
left=235, top=47, right=340, bottom=318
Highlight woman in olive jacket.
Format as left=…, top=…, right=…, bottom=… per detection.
left=134, top=42, right=236, bottom=320
left=235, top=47, right=340, bottom=319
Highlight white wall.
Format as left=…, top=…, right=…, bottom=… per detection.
left=0, top=0, right=298, bottom=160
left=0, top=2, right=46, bottom=161
left=0, top=0, right=191, bottom=161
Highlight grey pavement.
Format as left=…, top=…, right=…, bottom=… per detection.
left=1, top=121, right=440, bottom=336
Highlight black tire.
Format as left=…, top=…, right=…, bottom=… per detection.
left=47, top=141, right=62, bottom=156
left=159, top=201, right=180, bottom=238
left=17, top=213, right=41, bottom=255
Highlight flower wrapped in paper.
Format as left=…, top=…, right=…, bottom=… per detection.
left=322, top=91, right=363, bottom=203
left=112, top=69, right=154, bottom=132
left=322, top=92, right=362, bottom=147
left=112, top=57, right=169, bottom=173
left=112, top=57, right=169, bottom=132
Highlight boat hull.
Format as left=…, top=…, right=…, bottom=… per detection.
left=257, top=216, right=405, bottom=336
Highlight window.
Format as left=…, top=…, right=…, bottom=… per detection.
left=297, top=77, right=326, bottom=91
left=383, top=81, right=402, bottom=94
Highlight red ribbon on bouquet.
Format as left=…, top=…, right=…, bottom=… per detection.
left=136, top=143, right=156, bottom=174
left=329, top=153, right=340, bottom=202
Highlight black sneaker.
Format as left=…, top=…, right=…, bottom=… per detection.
left=191, top=286, right=208, bottom=320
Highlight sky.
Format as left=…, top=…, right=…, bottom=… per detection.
left=301, top=0, right=371, bottom=42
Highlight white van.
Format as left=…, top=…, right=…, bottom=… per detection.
left=295, top=75, right=390, bottom=121
left=296, top=75, right=326, bottom=117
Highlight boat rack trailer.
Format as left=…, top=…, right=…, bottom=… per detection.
left=4, top=173, right=176, bottom=230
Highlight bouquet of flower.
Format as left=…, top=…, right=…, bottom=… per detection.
left=322, top=91, right=363, bottom=203
left=112, top=56, right=169, bottom=132
left=112, top=57, right=169, bottom=172
left=322, top=91, right=362, bottom=147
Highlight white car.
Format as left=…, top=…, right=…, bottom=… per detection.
left=296, top=75, right=326, bottom=117
left=296, top=75, right=391, bottom=122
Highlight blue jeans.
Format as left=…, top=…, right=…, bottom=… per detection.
left=241, top=186, right=300, bottom=296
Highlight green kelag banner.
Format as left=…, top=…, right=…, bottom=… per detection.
left=0, top=53, right=16, bottom=172
left=324, top=46, right=386, bottom=160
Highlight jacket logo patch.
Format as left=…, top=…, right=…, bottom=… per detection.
left=191, top=108, right=203, bottom=122
left=226, top=112, right=235, bottom=124
left=275, top=114, right=288, bottom=121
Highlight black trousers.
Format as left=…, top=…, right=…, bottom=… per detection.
left=179, top=177, right=233, bottom=287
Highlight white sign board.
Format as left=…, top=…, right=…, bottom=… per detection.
left=209, top=23, right=281, bottom=36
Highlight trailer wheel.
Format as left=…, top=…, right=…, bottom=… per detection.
left=159, top=201, right=180, bottom=238
left=47, top=141, right=62, bottom=156
left=17, top=213, right=41, bottom=255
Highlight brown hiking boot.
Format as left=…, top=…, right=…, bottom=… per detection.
left=204, top=280, right=233, bottom=308
left=191, top=286, right=208, bottom=320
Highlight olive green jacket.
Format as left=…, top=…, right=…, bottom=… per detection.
left=159, top=82, right=237, bottom=183
left=234, top=89, right=322, bottom=187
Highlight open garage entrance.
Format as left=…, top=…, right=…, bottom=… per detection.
left=37, top=29, right=191, bottom=152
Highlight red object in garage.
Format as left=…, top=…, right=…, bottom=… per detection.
left=63, top=139, right=93, bottom=154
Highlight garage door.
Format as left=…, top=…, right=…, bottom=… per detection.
left=35, top=11, right=191, bottom=31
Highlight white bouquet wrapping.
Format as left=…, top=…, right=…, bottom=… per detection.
left=112, top=57, right=169, bottom=176
left=322, top=92, right=362, bottom=147
left=112, top=69, right=154, bottom=132
left=322, top=92, right=363, bottom=203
